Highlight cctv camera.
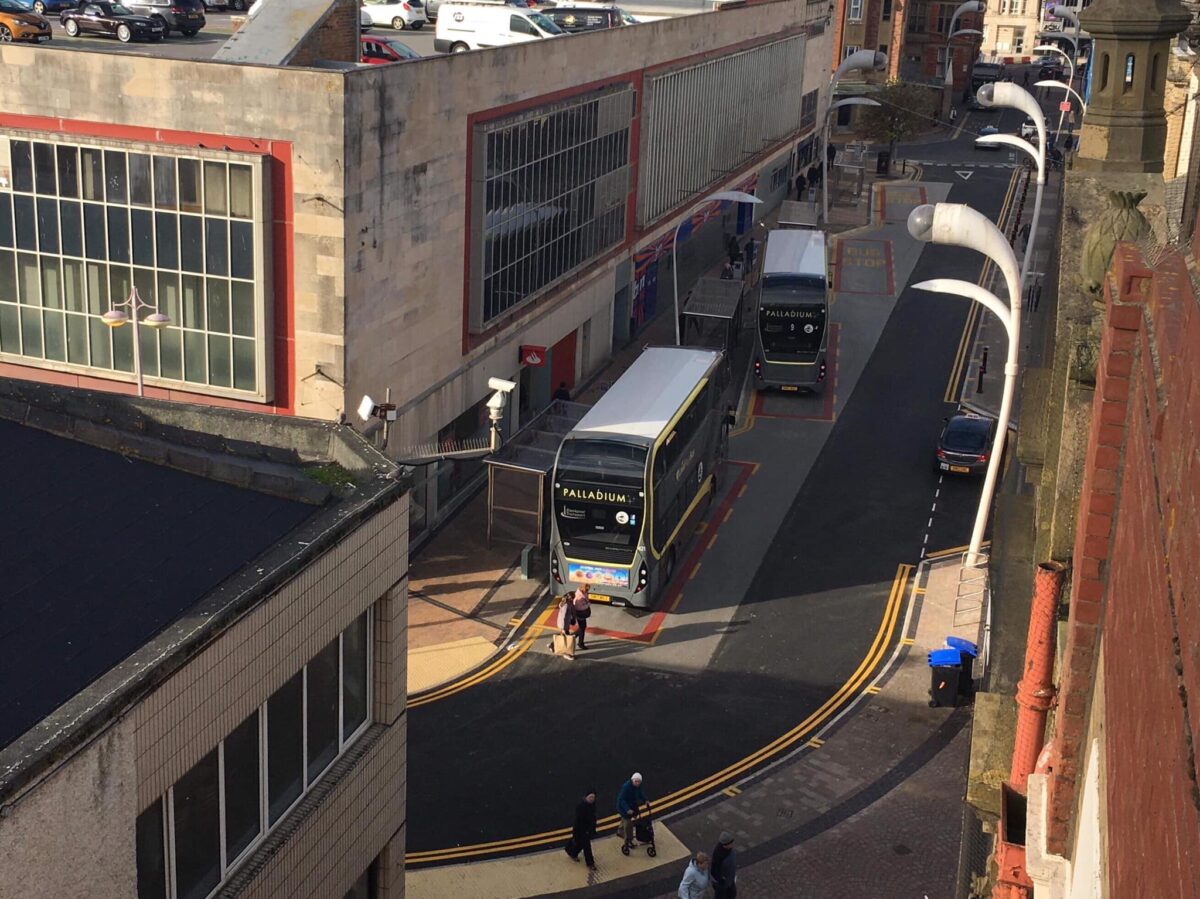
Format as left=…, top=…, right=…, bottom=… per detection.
left=488, top=377, right=516, bottom=393
left=357, top=395, right=377, bottom=423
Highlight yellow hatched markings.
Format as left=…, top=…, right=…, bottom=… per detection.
left=406, top=563, right=913, bottom=865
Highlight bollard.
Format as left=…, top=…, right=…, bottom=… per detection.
left=981, top=345, right=989, bottom=374
left=520, top=545, right=533, bottom=580
left=977, top=363, right=985, bottom=394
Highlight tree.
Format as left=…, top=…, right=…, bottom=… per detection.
left=858, top=80, right=936, bottom=162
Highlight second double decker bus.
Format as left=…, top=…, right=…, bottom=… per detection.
left=549, top=346, right=726, bottom=609
left=753, top=228, right=829, bottom=392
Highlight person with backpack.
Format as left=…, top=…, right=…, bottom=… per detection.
left=678, top=851, right=712, bottom=898
left=572, top=584, right=592, bottom=649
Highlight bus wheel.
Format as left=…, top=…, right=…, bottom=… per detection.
left=664, top=548, right=677, bottom=585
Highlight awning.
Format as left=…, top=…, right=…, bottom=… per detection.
left=683, top=278, right=745, bottom=320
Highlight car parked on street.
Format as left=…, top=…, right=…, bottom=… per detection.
left=426, top=0, right=528, bottom=20
left=8, top=0, right=72, bottom=15
left=361, top=0, right=425, bottom=29
left=0, top=0, right=53, bottom=40
left=1020, top=118, right=1037, bottom=141
left=936, top=413, right=996, bottom=475
left=360, top=33, right=418, bottom=62
left=123, top=0, right=204, bottom=34
left=61, top=1, right=165, bottom=39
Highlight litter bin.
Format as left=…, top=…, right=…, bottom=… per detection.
left=928, top=648, right=962, bottom=708
left=876, top=150, right=891, bottom=175
left=945, top=636, right=978, bottom=697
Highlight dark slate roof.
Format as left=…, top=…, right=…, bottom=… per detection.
left=0, top=419, right=318, bottom=750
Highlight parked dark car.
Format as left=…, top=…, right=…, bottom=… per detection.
left=539, top=3, right=629, bottom=31
left=124, top=0, right=203, bottom=34
left=936, top=413, right=996, bottom=475
left=61, top=1, right=165, bottom=39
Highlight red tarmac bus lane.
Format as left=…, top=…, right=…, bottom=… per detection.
left=752, top=323, right=840, bottom=422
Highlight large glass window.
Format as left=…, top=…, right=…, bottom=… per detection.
left=172, top=750, right=221, bottom=899
left=0, top=136, right=265, bottom=398
left=267, top=670, right=304, bottom=824
left=473, top=86, right=632, bottom=331
left=139, top=611, right=373, bottom=899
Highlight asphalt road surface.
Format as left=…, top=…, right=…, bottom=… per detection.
left=406, top=124, right=1023, bottom=856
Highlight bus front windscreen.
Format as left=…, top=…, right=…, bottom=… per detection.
left=554, top=439, right=646, bottom=553
left=759, top=300, right=826, bottom=356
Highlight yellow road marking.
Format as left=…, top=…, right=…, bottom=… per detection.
left=924, top=541, right=990, bottom=560
left=689, top=562, right=702, bottom=581
left=943, top=168, right=1020, bottom=404
left=738, top=484, right=747, bottom=497
left=722, top=507, right=733, bottom=524
left=901, top=638, right=916, bottom=646
left=807, top=737, right=825, bottom=748
left=722, top=786, right=742, bottom=797
left=406, top=564, right=912, bottom=864
left=866, top=685, right=882, bottom=695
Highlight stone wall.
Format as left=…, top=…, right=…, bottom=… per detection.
left=340, top=0, right=830, bottom=446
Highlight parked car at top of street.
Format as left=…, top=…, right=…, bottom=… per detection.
left=61, top=1, right=166, bottom=40
left=976, top=124, right=1001, bottom=148
left=1020, top=118, right=1037, bottom=140
left=936, top=413, right=996, bottom=475
left=361, top=0, right=425, bottom=29
left=539, top=2, right=632, bottom=32
left=0, top=0, right=53, bottom=40
left=123, top=0, right=204, bottom=35
left=434, top=2, right=560, bottom=53
left=7, top=0, right=71, bottom=15
left=360, top=33, right=419, bottom=62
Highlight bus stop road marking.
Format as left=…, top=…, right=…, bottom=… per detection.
left=833, top=239, right=895, bottom=296
left=752, top=325, right=840, bottom=422
left=584, top=460, right=756, bottom=644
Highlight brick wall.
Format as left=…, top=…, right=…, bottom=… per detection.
left=290, top=0, right=360, bottom=67
left=1047, top=242, right=1200, bottom=891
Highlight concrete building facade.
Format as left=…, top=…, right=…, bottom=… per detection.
left=0, top=391, right=411, bottom=899
left=0, top=0, right=832, bottom=543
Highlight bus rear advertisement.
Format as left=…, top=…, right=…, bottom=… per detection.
left=754, top=228, right=829, bottom=392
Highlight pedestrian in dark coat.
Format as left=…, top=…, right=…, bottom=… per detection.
left=554, top=382, right=572, bottom=401
left=565, top=790, right=598, bottom=869
left=572, top=583, right=592, bottom=650
left=617, top=773, right=648, bottom=850
left=711, top=832, right=738, bottom=899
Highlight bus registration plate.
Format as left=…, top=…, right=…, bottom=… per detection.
left=588, top=594, right=611, bottom=604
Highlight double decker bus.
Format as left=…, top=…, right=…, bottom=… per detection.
left=753, top=228, right=829, bottom=392
left=549, top=347, right=726, bottom=609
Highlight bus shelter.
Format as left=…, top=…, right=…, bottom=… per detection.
left=778, top=200, right=820, bottom=229
left=681, top=277, right=745, bottom=361
left=483, top=399, right=589, bottom=548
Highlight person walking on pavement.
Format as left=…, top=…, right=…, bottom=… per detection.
left=549, top=593, right=579, bottom=660
left=711, top=832, right=738, bottom=899
left=554, top=381, right=572, bottom=401
left=617, top=772, right=648, bottom=852
left=565, top=789, right=598, bottom=870
left=677, top=851, right=712, bottom=899
left=572, top=584, right=592, bottom=649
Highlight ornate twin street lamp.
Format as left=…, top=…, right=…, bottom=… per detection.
left=102, top=287, right=171, bottom=398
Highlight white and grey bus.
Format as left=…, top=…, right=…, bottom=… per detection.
left=752, top=228, right=829, bottom=392
left=549, top=347, right=727, bottom=609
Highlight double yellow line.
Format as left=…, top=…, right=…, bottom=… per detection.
left=405, top=563, right=913, bottom=866
left=942, top=167, right=1023, bottom=404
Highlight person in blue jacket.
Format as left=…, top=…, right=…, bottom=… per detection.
left=617, top=772, right=647, bottom=852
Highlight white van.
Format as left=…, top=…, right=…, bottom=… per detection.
left=434, top=2, right=563, bottom=53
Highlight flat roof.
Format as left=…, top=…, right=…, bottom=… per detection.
left=570, top=347, right=721, bottom=441
left=683, top=277, right=743, bottom=320
left=0, top=418, right=318, bottom=751
left=763, top=228, right=826, bottom=278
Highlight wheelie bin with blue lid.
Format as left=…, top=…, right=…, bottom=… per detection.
left=928, top=648, right=962, bottom=708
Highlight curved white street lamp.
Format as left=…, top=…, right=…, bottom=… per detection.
left=908, top=203, right=1021, bottom=562
left=1032, top=43, right=1075, bottom=86
left=825, top=49, right=888, bottom=225
left=943, top=1, right=986, bottom=101
left=672, top=190, right=763, bottom=346
left=976, top=81, right=1047, bottom=303
left=102, top=287, right=171, bottom=397
left=1036, top=78, right=1087, bottom=145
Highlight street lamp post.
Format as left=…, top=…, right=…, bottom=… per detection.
left=1031, top=43, right=1078, bottom=144
left=102, top=287, right=171, bottom=397
left=942, top=1, right=986, bottom=117
left=975, top=81, right=1047, bottom=303
left=1035, top=79, right=1087, bottom=147
left=824, top=49, right=887, bottom=226
left=672, top=190, right=763, bottom=346
left=907, top=203, right=1021, bottom=562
